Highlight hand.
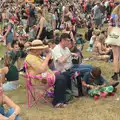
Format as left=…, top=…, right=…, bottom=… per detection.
left=37, top=36, right=39, bottom=39
left=8, top=114, right=16, bottom=120
left=89, top=85, right=95, bottom=89
left=46, top=53, right=52, bottom=60
left=95, top=85, right=101, bottom=90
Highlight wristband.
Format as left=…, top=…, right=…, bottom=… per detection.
left=13, top=112, right=17, bottom=116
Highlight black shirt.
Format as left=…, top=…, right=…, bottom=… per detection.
left=21, top=9, right=27, bottom=19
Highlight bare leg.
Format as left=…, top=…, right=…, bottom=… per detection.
left=111, top=45, right=120, bottom=80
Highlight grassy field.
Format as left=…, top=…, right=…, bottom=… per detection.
left=0, top=28, right=120, bottom=120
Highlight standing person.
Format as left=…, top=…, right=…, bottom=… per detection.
left=106, top=5, right=120, bottom=80
left=28, top=4, right=36, bottom=27
left=44, top=6, right=56, bottom=39
left=36, top=9, right=47, bottom=41
left=2, top=15, right=16, bottom=51
left=93, top=1, right=103, bottom=27
left=21, top=5, right=28, bottom=30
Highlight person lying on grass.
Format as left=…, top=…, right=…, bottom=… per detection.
left=82, top=67, right=119, bottom=99
left=0, top=84, right=20, bottom=120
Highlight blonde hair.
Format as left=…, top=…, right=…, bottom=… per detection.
left=112, top=5, right=120, bottom=22
left=112, top=5, right=120, bottom=15
left=4, top=54, right=12, bottom=67
left=97, top=34, right=105, bottom=43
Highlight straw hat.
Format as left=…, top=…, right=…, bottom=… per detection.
left=27, top=40, right=48, bottom=50
left=96, top=1, right=100, bottom=4
left=18, top=25, right=24, bottom=28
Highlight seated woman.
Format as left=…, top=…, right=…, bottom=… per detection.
left=92, top=34, right=110, bottom=61
left=25, top=40, right=68, bottom=107
left=82, top=67, right=119, bottom=99
left=0, top=84, right=20, bottom=120
left=0, top=54, right=19, bottom=91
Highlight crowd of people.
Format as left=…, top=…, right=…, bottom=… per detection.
left=0, top=0, right=119, bottom=118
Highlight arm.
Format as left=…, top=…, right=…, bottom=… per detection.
left=3, top=25, right=11, bottom=38
left=57, top=53, right=71, bottom=64
left=52, top=15, right=56, bottom=30
left=70, top=32, right=75, bottom=43
left=0, top=67, right=8, bottom=83
left=37, top=18, right=44, bottom=38
left=27, top=53, right=51, bottom=74
left=97, top=43, right=106, bottom=55
left=82, top=81, right=95, bottom=89
left=0, top=114, right=8, bottom=120
left=3, top=95, right=20, bottom=120
left=81, top=73, right=95, bottom=89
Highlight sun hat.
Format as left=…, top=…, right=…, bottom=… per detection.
left=96, top=1, right=100, bottom=4
left=18, top=25, right=24, bottom=28
left=27, top=40, right=48, bottom=50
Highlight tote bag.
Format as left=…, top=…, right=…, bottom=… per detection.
left=105, top=27, right=120, bottom=46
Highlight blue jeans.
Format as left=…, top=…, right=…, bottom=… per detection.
left=71, top=64, right=93, bottom=77
left=5, top=108, right=20, bottom=120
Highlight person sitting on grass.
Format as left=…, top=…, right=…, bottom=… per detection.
left=68, top=39, right=83, bottom=64
left=92, top=34, right=110, bottom=61
left=0, top=53, right=19, bottom=91
left=82, top=67, right=119, bottom=100
left=8, top=41, right=22, bottom=71
left=87, top=31, right=97, bottom=52
left=0, top=84, right=20, bottom=120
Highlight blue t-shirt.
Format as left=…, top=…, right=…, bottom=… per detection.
left=82, top=72, right=107, bottom=86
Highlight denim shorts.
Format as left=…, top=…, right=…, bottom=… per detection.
left=3, top=81, right=19, bottom=91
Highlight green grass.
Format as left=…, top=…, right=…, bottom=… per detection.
left=1, top=28, right=120, bottom=120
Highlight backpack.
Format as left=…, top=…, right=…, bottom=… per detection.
left=71, top=72, right=83, bottom=97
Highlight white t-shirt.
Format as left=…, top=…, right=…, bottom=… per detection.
left=52, top=44, right=73, bottom=72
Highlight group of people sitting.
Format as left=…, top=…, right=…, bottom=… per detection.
left=0, top=1, right=119, bottom=119
left=24, top=32, right=119, bottom=107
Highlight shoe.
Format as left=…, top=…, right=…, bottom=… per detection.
left=108, top=92, right=114, bottom=96
left=100, top=92, right=107, bottom=98
left=94, top=95, right=100, bottom=100
left=0, top=57, right=3, bottom=61
left=111, top=73, right=118, bottom=81
left=111, top=82, right=119, bottom=88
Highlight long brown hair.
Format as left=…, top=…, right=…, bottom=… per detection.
left=4, top=54, right=12, bottom=67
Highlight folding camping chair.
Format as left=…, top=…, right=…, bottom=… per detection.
left=24, top=61, right=51, bottom=108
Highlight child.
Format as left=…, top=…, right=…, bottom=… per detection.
left=0, top=84, right=20, bottom=119
left=87, top=31, right=97, bottom=52
left=82, top=67, right=119, bottom=99
left=76, top=34, right=85, bottom=51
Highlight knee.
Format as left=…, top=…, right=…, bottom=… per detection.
left=55, top=75, right=67, bottom=85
